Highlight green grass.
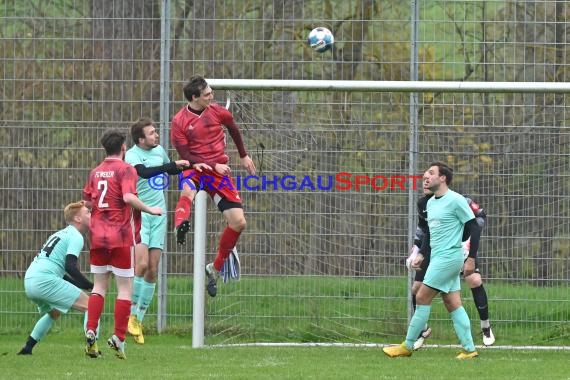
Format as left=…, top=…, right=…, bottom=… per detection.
left=2, top=275, right=570, bottom=378
left=3, top=276, right=570, bottom=347
left=1, top=333, right=569, bottom=380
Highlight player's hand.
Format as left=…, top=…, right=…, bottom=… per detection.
left=462, top=239, right=470, bottom=261
left=463, top=257, right=475, bottom=277
left=406, top=245, right=420, bottom=271
left=214, top=163, right=231, bottom=176
left=192, top=162, right=212, bottom=172
left=147, top=206, right=163, bottom=216
left=241, top=155, right=256, bottom=175
left=175, top=160, right=191, bottom=169
left=411, top=253, right=424, bottom=271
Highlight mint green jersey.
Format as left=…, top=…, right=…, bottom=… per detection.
left=125, top=144, right=170, bottom=208
left=426, top=189, right=475, bottom=258
left=25, top=225, right=85, bottom=279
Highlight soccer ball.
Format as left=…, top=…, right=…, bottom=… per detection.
left=308, top=27, right=334, bottom=53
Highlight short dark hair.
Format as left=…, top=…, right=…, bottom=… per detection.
left=131, top=117, right=155, bottom=144
left=183, top=75, right=209, bottom=102
left=101, top=129, right=126, bottom=155
left=429, top=161, right=453, bottom=185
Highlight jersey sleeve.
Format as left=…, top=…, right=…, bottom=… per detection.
left=218, top=106, right=248, bottom=158
left=82, top=172, right=93, bottom=201
left=416, top=195, right=429, bottom=233
left=456, top=195, right=476, bottom=224
left=120, top=165, right=139, bottom=195
left=159, top=146, right=170, bottom=165
left=170, top=115, right=191, bottom=161
left=67, top=230, right=85, bottom=258
left=125, top=149, right=143, bottom=166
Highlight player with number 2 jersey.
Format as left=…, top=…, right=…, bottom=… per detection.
left=83, top=156, right=141, bottom=250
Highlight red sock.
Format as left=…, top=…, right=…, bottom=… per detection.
left=86, top=293, right=104, bottom=332
left=174, top=196, right=192, bottom=228
left=214, top=227, right=241, bottom=271
left=114, top=298, right=131, bottom=341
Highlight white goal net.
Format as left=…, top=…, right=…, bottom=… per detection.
left=187, top=80, right=570, bottom=347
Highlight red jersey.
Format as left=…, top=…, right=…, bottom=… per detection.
left=171, top=103, right=248, bottom=168
left=83, top=157, right=141, bottom=249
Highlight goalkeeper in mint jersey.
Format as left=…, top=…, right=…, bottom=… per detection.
left=384, top=162, right=479, bottom=359
left=406, top=188, right=494, bottom=349
left=18, top=201, right=93, bottom=355
left=124, top=117, right=189, bottom=345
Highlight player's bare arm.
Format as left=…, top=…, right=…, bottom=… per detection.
left=123, top=193, right=162, bottom=216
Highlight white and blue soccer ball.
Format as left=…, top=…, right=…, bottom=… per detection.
left=308, top=27, right=334, bottom=53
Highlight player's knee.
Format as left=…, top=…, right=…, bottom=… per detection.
left=465, top=273, right=482, bottom=288
left=136, top=260, right=149, bottom=274
left=48, top=309, right=62, bottom=319
left=180, top=186, right=196, bottom=198
left=145, top=269, right=158, bottom=282
left=73, top=293, right=89, bottom=312
left=411, top=281, right=421, bottom=295
left=117, top=288, right=131, bottom=300
left=415, top=292, right=430, bottom=305
left=230, top=217, right=246, bottom=232
left=442, top=292, right=462, bottom=312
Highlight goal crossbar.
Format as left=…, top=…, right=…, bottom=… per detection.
left=208, top=79, right=570, bottom=93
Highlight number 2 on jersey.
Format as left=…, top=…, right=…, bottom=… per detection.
left=97, top=180, right=109, bottom=208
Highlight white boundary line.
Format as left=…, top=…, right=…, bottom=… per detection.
left=213, top=342, right=570, bottom=350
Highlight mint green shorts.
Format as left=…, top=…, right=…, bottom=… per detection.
left=24, top=275, right=81, bottom=315
left=423, top=253, right=464, bottom=294
left=140, top=212, right=167, bottom=250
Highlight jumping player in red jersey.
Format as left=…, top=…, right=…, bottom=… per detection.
left=171, top=75, right=256, bottom=297
left=83, top=129, right=162, bottom=359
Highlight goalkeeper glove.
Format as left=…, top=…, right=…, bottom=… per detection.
left=462, top=239, right=471, bottom=261
left=406, top=245, right=420, bottom=271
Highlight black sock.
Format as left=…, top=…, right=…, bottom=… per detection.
left=471, top=285, right=489, bottom=322
left=18, top=336, right=38, bottom=355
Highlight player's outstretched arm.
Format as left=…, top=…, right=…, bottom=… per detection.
left=133, top=161, right=189, bottom=178
left=123, top=193, right=162, bottom=215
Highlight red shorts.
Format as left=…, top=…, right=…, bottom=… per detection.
left=89, top=246, right=134, bottom=277
left=179, top=169, right=242, bottom=204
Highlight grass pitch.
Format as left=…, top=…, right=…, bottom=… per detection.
left=1, top=333, right=568, bottom=380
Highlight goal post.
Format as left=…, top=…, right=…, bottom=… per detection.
left=192, top=190, right=209, bottom=348
left=208, top=79, right=570, bottom=93
left=191, top=79, right=570, bottom=348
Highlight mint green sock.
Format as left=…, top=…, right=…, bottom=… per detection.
left=405, top=304, right=431, bottom=350
left=136, top=280, right=156, bottom=322
left=132, top=276, right=144, bottom=315
left=451, top=306, right=476, bottom=352
left=30, top=314, right=55, bottom=341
